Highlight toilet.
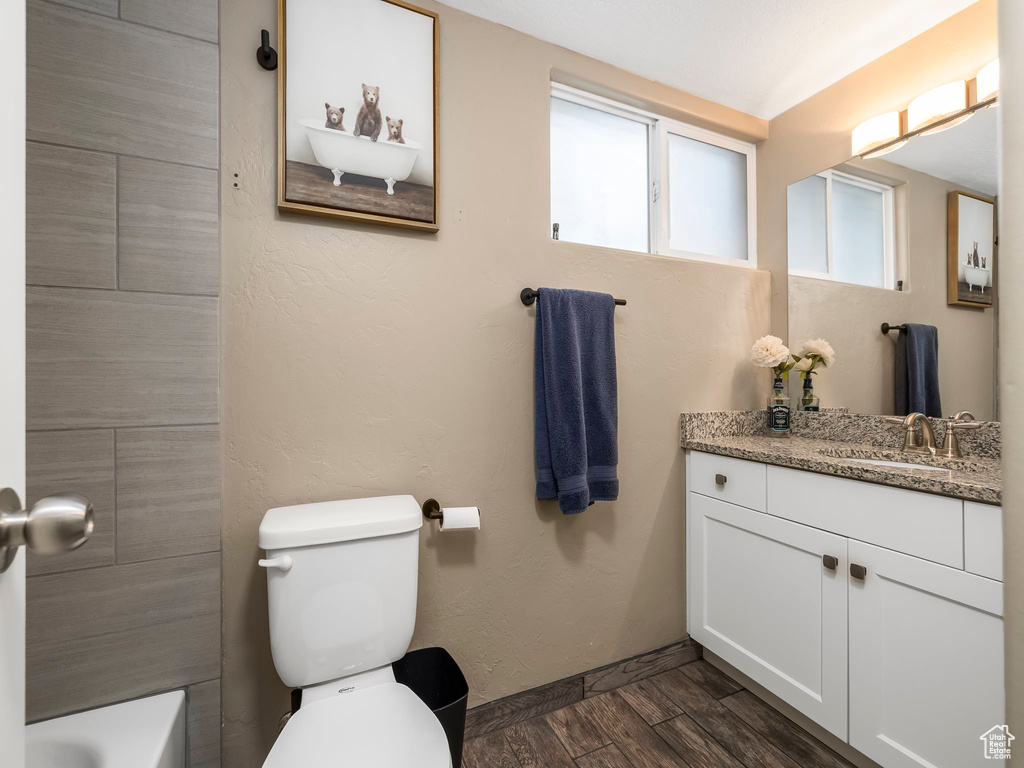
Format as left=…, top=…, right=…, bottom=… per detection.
left=257, top=495, right=453, bottom=767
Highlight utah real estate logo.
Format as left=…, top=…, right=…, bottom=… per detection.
left=981, top=725, right=1014, bottom=759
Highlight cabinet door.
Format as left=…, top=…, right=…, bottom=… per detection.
left=849, top=540, right=1004, bottom=768
left=688, top=492, right=848, bottom=740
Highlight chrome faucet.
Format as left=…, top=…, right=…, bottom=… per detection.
left=936, top=410, right=981, bottom=459
left=885, top=413, right=937, bottom=455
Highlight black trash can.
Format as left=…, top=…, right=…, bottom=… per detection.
left=393, top=647, right=469, bottom=768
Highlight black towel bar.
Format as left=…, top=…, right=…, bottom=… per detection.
left=520, top=288, right=626, bottom=307
left=881, top=323, right=908, bottom=334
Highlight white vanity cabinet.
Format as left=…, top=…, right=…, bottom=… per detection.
left=686, top=451, right=1004, bottom=768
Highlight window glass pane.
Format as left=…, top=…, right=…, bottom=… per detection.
left=668, top=133, right=748, bottom=260
left=787, top=175, right=828, bottom=274
left=550, top=96, right=649, bottom=252
left=832, top=178, right=886, bottom=288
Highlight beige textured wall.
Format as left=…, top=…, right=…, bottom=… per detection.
left=999, top=0, right=1023, bottom=733
left=220, top=2, right=770, bottom=765
left=788, top=159, right=996, bottom=419
left=759, top=0, right=999, bottom=342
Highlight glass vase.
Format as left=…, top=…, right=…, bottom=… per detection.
left=800, top=376, right=820, bottom=411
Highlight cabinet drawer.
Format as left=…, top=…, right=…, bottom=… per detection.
left=965, top=502, right=1002, bottom=581
left=767, top=466, right=963, bottom=568
left=689, top=452, right=766, bottom=512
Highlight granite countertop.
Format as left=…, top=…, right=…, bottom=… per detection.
left=680, top=411, right=1001, bottom=505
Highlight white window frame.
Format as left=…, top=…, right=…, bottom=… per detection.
left=789, top=169, right=896, bottom=290
left=550, top=83, right=757, bottom=268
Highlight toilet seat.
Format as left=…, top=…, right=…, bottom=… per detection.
left=262, top=682, right=452, bottom=767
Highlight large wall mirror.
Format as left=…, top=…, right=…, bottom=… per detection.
left=786, top=104, right=999, bottom=420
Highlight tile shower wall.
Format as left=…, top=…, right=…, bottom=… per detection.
left=25, top=1, right=221, bottom=766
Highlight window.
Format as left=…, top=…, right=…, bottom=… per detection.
left=550, top=84, right=756, bottom=267
left=787, top=170, right=895, bottom=289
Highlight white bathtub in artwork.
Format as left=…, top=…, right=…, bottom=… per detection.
left=300, top=119, right=423, bottom=195
left=26, top=690, right=185, bottom=768
left=964, top=265, right=991, bottom=293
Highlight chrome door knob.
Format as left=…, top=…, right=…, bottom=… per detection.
left=0, top=487, right=93, bottom=573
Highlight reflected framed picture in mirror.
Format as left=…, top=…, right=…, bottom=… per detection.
left=947, top=191, right=995, bottom=307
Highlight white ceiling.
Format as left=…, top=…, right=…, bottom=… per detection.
left=438, top=0, right=979, bottom=119
left=886, top=105, right=1000, bottom=195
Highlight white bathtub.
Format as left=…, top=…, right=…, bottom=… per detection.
left=300, top=118, right=423, bottom=195
left=27, top=690, right=186, bottom=768
left=964, top=265, right=991, bottom=292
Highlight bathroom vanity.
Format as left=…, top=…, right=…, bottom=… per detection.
left=682, top=411, right=1003, bottom=768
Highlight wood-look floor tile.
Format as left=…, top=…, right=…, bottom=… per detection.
left=462, top=732, right=522, bottom=768
left=582, top=692, right=688, bottom=768
left=721, top=691, right=856, bottom=768
left=574, top=744, right=634, bottom=768
left=655, top=713, right=745, bottom=768
left=651, top=668, right=801, bottom=768
left=619, top=677, right=684, bottom=725
left=505, top=717, right=577, bottom=768
left=584, top=638, right=701, bottom=697
left=466, top=676, right=582, bottom=739
left=677, top=659, right=744, bottom=699
left=545, top=697, right=611, bottom=757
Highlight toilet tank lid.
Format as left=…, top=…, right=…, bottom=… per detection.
left=259, top=495, right=423, bottom=549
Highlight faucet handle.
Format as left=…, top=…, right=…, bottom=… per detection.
left=885, top=416, right=907, bottom=425
left=886, top=415, right=921, bottom=451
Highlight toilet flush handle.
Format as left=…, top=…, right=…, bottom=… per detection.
left=258, top=555, right=293, bottom=571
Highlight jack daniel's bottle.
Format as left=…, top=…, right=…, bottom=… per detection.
left=767, top=376, right=791, bottom=437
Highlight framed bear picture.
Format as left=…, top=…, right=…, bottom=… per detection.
left=946, top=191, right=995, bottom=307
left=277, top=0, right=439, bottom=232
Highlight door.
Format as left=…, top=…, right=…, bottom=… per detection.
left=849, top=540, right=1004, bottom=768
left=0, top=0, right=27, bottom=763
left=688, top=492, right=849, bottom=739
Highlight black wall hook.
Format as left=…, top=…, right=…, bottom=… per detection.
left=256, top=29, right=278, bottom=71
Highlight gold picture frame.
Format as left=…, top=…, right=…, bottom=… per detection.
left=277, top=0, right=440, bottom=232
left=946, top=191, right=995, bottom=308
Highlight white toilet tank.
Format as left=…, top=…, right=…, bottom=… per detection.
left=258, top=495, right=424, bottom=689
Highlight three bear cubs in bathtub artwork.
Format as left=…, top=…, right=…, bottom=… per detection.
left=323, top=85, right=407, bottom=144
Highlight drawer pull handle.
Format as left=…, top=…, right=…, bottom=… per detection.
left=715, top=474, right=727, bottom=487
left=822, top=555, right=838, bottom=571
left=850, top=563, right=867, bottom=580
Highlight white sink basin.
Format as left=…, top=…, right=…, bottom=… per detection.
left=846, top=458, right=949, bottom=472
left=27, top=690, right=185, bottom=768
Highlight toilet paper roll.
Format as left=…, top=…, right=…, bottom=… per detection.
left=439, top=506, right=480, bottom=531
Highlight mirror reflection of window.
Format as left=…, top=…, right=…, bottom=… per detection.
left=787, top=170, right=895, bottom=289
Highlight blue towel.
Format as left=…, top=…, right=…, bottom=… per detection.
left=534, top=288, right=619, bottom=514
left=895, top=323, right=942, bottom=418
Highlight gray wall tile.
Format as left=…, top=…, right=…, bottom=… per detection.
left=27, top=287, right=218, bottom=429
left=27, top=1, right=219, bottom=168
left=47, top=0, right=118, bottom=17
left=26, top=552, right=221, bottom=721
left=26, top=430, right=115, bottom=575
left=121, top=0, right=218, bottom=43
left=188, top=679, right=222, bottom=768
left=118, top=158, right=219, bottom=295
left=117, top=426, right=221, bottom=564
left=27, top=143, right=116, bottom=289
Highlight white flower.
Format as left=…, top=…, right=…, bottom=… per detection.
left=799, top=338, right=836, bottom=367
left=751, top=336, right=790, bottom=369
left=793, top=356, right=813, bottom=372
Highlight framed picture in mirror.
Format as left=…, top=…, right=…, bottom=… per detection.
left=277, top=0, right=440, bottom=232
left=947, top=191, right=995, bottom=307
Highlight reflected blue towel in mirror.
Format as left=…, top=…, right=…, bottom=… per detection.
left=534, top=288, right=619, bottom=514
left=895, top=323, right=942, bottom=418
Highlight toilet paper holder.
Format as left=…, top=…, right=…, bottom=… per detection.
left=422, top=498, right=481, bottom=523
left=422, top=499, right=445, bottom=522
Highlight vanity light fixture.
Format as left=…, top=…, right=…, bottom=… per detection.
left=976, top=58, right=1000, bottom=102
left=907, top=80, right=969, bottom=133
left=852, top=59, right=1000, bottom=159
left=851, top=111, right=903, bottom=157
